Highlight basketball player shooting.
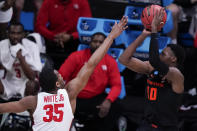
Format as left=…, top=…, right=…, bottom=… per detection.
left=119, top=7, right=185, bottom=131
left=0, top=16, right=128, bottom=131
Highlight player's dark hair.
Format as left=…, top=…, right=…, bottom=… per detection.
left=167, top=44, right=185, bottom=68
left=39, top=67, right=57, bottom=93
left=8, top=22, right=24, bottom=32
left=91, top=32, right=106, bottom=41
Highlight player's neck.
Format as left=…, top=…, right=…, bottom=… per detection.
left=49, top=89, right=58, bottom=94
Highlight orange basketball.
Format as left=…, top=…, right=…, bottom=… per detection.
left=141, top=5, right=167, bottom=31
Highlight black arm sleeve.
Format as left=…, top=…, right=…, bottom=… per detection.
left=149, top=33, right=169, bottom=76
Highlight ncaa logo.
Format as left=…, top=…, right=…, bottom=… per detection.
left=73, top=4, right=79, bottom=9
left=102, top=65, right=107, bottom=71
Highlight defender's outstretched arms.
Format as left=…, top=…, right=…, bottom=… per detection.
left=66, top=16, right=128, bottom=112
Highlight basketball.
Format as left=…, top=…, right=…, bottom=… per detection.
left=141, top=5, right=167, bottom=31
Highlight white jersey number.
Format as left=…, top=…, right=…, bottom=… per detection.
left=43, top=104, right=64, bottom=122
left=15, top=68, right=21, bottom=78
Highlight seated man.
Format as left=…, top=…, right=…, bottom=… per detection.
left=59, top=32, right=122, bottom=131
left=35, top=0, right=92, bottom=69
left=0, top=22, right=42, bottom=100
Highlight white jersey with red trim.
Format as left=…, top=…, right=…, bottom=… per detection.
left=1, top=59, right=28, bottom=100
left=33, top=89, right=74, bottom=131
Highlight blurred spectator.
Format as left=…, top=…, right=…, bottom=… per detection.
left=167, top=0, right=197, bottom=44
left=12, top=0, right=43, bottom=24
left=0, top=0, right=15, bottom=40
left=194, top=28, right=197, bottom=48
left=35, top=0, right=92, bottom=69
left=59, top=32, right=121, bottom=131
left=0, top=22, right=42, bottom=101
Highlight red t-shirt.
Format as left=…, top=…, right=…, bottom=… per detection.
left=194, top=32, right=197, bottom=48
left=59, top=49, right=121, bottom=102
left=35, top=0, right=92, bottom=40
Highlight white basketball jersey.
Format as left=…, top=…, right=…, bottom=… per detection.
left=33, top=89, right=74, bottom=131
left=1, top=59, right=28, bottom=100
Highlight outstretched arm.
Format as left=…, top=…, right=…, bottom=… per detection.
left=66, top=16, right=128, bottom=110
left=119, top=29, right=152, bottom=74
left=149, top=8, right=169, bottom=76
left=0, top=96, right=36, bottom=114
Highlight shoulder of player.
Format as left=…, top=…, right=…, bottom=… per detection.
left=167, top=67, right=184, bottom=93
left=64, top=79, right=79, bottom=101
left=168, top=67, right=184, bottom=77
left=65, top=78, right=79, bottom=89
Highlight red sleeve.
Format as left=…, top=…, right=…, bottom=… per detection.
left=35, top=0, right=55, bottom=40
left=71, top=0, right=92, bottom=40
left=58, top=52, right=78, bottom=83
left=106, top=57, right=121, bottom=102
left=194, top=32, right=197, bottom=48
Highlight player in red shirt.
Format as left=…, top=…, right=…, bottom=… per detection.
left=35, top=0, right=92, bottom=69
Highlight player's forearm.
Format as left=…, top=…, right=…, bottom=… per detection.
left=74, top=35, right=115, bottom=96
left=87, top=35, right=114, bottom=67
left=0, top=104, right=6, bottom=114
left=119, top=33, right=147, bottom=65
left=149, top=33, right=169, bottom=76
left=0, top=102, right=19, bottom=114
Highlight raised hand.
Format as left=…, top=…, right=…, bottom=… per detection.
left=151, top=8, right=165, bottom=32
left=54, top=32, right=71, bottom=48
left=96, top=99, right=111, bottom=118
left=108, top=16, right=128, bottom=39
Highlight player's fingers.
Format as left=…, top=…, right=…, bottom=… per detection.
left=122, top=16, right=128, bottom=26
left=120, top=16, right=128, bottom=25
left=115, top=20, right=117, bottom=25
left=122, top=25, right=128, bottom=30
left=159, top=8, right=165, bottom=19
left=98, top=109, right=108, bottom=118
